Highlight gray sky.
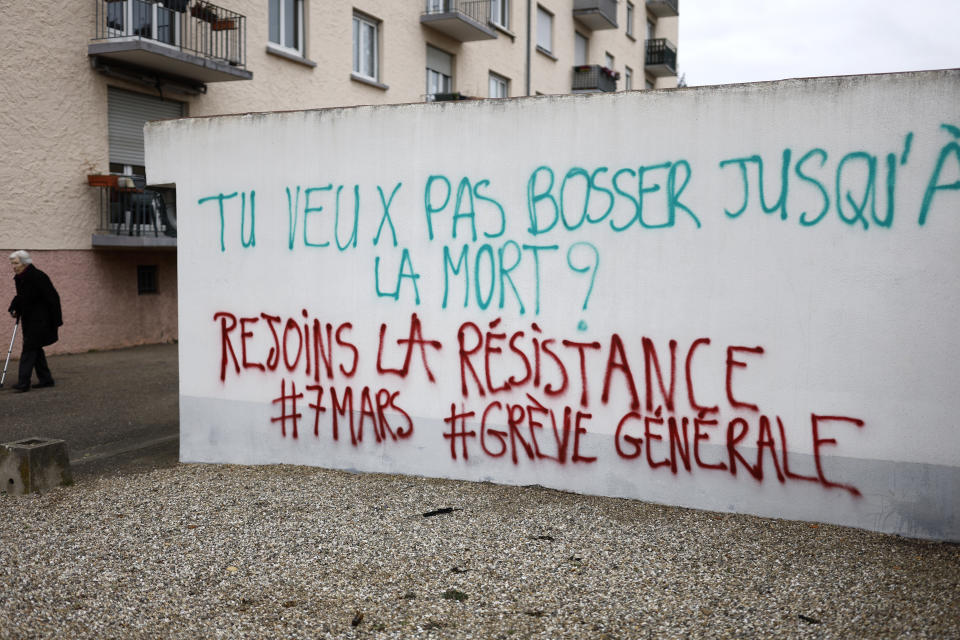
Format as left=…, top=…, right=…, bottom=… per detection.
left=679, top=0, right=960, bottom=86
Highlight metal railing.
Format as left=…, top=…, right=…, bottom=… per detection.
left=428, top=92, right=473, bottom=102
left=423, top=0, right=492, bottom=25
left=572, top=65, right=618, bottom=92
left=89, top=175, right=177, bottom=238
left=93, top=0, right=247, bottom=69
left=645, top=38, right=677, bottom=71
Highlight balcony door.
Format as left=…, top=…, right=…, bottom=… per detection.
left=426, top=45, right=453, bottom=100
left=574, top=31, right=588, bottom=65
left=107, top=0, right=181, bottom=46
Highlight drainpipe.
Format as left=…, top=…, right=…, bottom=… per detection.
left=525, top=0, right=532, bottom=95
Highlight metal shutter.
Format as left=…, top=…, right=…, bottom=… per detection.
left=426, top=45, right=452, bottom=76
left=107, top=88, right=184, bottom=167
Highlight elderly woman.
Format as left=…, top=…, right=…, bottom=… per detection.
left=7, top=250, right=62, bottom=392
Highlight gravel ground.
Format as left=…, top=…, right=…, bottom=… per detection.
left=1, top=464, right=957, bottom=639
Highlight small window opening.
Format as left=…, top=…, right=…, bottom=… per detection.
left=137, top=265, right=158, bottom=295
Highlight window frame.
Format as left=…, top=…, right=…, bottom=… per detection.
left=353, top=11, right=380, bottom=82
left=489, top=72, right=509, bottom=98
left=268, top=0, right=304, bottom=57
left=491, top=0, right=509, bottom=29
left=108, top=0, right=181, bottom=46
left=574, top=31, right=588, bottom=66
left=624, top=66, right=633, bottom=90
left=425, top=45, right=453, bottom=100
left=536, top=5, right=553, bottom=55
left=626, top=1, right=635, bottom=38
left=137, top=265, right=159, bottom=295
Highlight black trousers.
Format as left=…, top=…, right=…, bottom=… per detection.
left=18, top=346, right=53, bottom=387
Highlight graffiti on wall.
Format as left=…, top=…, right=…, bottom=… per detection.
left=197, top=125, right=960, bottom=314
left=188, top=123, right=960, bottom=501
left=212, top=308, right=866, bottom=495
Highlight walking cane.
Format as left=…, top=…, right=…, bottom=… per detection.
left=1, top=318, right=18, bottom=388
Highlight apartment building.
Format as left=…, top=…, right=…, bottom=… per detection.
left=0, top=0, right=679, bottom=353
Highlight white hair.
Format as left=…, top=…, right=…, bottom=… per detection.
left=9, top=250, right=31, bottom=265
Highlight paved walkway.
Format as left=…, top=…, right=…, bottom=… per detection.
left=0, top=342, right=179, bottom=475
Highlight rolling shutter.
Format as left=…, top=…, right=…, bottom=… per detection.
left=426, top=45, right=452, bottom=77
left=108, top=87, right=184, bottom=167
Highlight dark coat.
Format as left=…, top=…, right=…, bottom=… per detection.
left=8, top=264, right=62, bottom=349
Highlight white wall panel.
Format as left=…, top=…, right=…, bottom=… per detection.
left=147, top=70, right=960, bottom=540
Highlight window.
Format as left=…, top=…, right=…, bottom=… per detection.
left=624, top=66, right=633, bottom=90
left=646, top=78, right=654, bottom=90
left=426, top=45, right=453, bottom=100
left=574, top=32, right=588, bottom=66
left=353, top=13, right=379, bottom=81
left=108, top=0, right=180, bottom=45
left=605, top=52, right=614, bottom=70
left=536, top=6, right=553, bottom=54
left=108, top=88, right=184, bottom=169
left=626, top=2, right=635, bottom=38
left=647, top=19, right=655, bottom=41
left=489, top=72, right=509, bottom=98
left=137, top=266, right=158, bottom=295
left=491, top=0, right=509, bottom=28
left=269, top=0, right=303, bottom=55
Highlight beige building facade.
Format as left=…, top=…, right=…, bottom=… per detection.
left=0, top=0, right=678, bottom=353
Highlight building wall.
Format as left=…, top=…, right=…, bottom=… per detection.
left=195, top=0, right=675, bottom=116
left=0, top=0, right=678, bottom=354
left=0, top=1, right=105, bottom=251
left=0, top=250, right=178, bottom=355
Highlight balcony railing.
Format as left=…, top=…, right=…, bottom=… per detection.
left=90, top=0, right=251, bottom=88
left=571, top=65, right=618, bottom=92
left=645, top=38, right=677, bottom=76
left=421, top=0, right=497, bottom=41
left=573, top=0, right=618, bottom=30
left=428, top=92, right=474, bottom=102
left=646, top=0, right=679, bottom=18
left=88, top=174, right=177, bottom=248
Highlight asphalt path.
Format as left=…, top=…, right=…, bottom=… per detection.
left=0, top=342, right=179, bottom=477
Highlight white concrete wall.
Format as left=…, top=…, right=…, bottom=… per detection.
left=147, top=70, right=960, bottom=541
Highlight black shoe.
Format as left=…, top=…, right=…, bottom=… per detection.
left=11, top=383, right=29, bottom=392
left=34, top=380, right=55, bottom=388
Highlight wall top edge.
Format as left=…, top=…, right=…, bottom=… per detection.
left=145, top=68, right=960, bottom=131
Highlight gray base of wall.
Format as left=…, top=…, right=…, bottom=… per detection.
left=180, top=396, right=959, bottom=542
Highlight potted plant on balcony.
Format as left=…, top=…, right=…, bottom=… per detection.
left=87, top=174, right=119, bottom=188
left=190, top=1, right=218, bottom=23
left=600, top=66, right=621, bottom=81
left=211, top=18, right=237, bottom=30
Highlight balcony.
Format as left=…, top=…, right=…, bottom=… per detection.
left=572, top=0, right=618, bottom=31
left=645, top=38, right=677, bottom=77
left=89, top=0, right=252, bottom=94
left=88, top=174, right=177, bottom=249
left=571, top=65, right=618, bottom=93
left=421, top=0, right=497, bottom=42
left=646, top=0, right=679, bottom=18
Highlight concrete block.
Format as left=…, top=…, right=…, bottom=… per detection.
left=0, top=438, right=73, bottom=495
